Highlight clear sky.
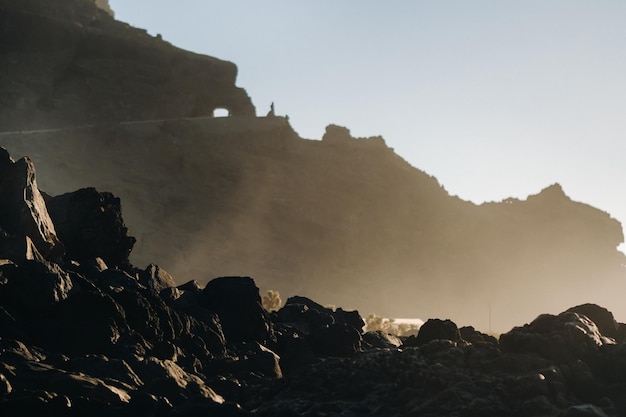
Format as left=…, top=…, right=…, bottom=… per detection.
left=109, top=1, right=626, bottom=252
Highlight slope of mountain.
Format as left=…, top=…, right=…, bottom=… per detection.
left=1, top=0, right=624, bottom=333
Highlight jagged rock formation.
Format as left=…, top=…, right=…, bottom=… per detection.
left=1, top=0, right=625, bottom=334
left=0, top=0, right=255, bottom=130
left=4, top=145, right=626, bottom=416
left=0, top=148, right=64, bottom=259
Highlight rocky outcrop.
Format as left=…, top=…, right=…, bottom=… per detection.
left=0, top=148, right=63, bottom=260
left=402, top=318, right=462, bottom=347
left=3, top=147, right=626, bottom=416
left=44, top=187, right=136, bottom=269
left=202, top=276, right=273, bottom=345
left=0, top=148, right=253, bottom=414
left=499, top=311, right=615, bottom=362
left=0, top=0, right=255, bottom=130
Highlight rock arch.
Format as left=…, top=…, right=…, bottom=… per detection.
left=212, top=107, right=230, bottom=118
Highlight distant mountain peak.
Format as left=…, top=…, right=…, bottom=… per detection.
left=538, top=182, right=567, bottom=198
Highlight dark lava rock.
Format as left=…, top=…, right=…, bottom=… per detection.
left=203, top=276, right=273, bottom=345
left=0, top=258, right=75, bottom=316
left=403, top=318, right=462, bottom=347
left=362, top=330, right=402, bottom=349
left=567, top=303, right=620, bottom=340
left=45, top=187, right=136, bottom=269
left=500, top=311, right=614, bottom=362
left=280, top=295, right=364, bottom=333
left=459, top=325, right=498, bottom=344
left=138, top=263, right=176, bottom=294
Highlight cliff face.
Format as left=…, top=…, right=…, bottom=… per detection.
left=1, top=0, right=625, bottom=333
left=0, top=0, right=255, bottom=130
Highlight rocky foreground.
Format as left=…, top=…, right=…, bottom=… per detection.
left=3, top=153, right=626, bottom=417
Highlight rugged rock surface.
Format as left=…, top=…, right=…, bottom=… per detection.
left=44, top=187, right=136, bottom=269
left=3, top=146, right=626, bottom=416
left=0, top=148, right=63, bottom=259
left=1, top=0, right=625, bottom=335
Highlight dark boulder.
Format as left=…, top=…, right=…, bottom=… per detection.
left=333, top=307, right=365, bottom=333
left=566, top=303, right=620, bottom=340
left=111, top=289, right=170, bottom=342
left=44, top=187, right=136, bottom=269
left=0, top=258, right=75, bottom=316
left=30, top=290, right=128, bottom=355
left=403, top=318, right=462, bottom=347
left=133, top=357, right=224, bottom=405
left=0, top=235, right=47, bottom=263
left=499, top=310, right=614, bottom=362
left=160, top=283, right=228, bottom=357
left=247, top=343, right=283, bottom=378
left=208, top=342, right=283, bottom=380
left=271, top=297, right=365, bottom=361
left=202, top=277, right=273, bottom=345
left=459, top=325, right=498, bottom=344
left=309, top=322, right=362, bottom=357
left=284, top=296, right=331, bottom=314
left=138, top=263, right=176, bottom=294
left=281, top=295, right=363, bottom=333
left=362, top=330, right=402, bottom=349
left=114, top=286, right=227, bottom=359
left=275, top=302, right=333, bottom=334
left=269, top=326, right=318, bottom=373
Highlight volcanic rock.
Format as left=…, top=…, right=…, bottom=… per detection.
left=2, top=147, right=626, bottom=415
left=0, top=0, right=255, bottom=130
left=44, top=187, right=136, bottom=269
left=202, top=276, right=273, bottom=345
left=403, top=318, right=463, bottom=347
left=0, top=258, right=75, bottom=316
left=499, top=311, right=615, bottom=362
left=138, top=263, right=176, bottom=294
left=567, top=303, right=622, bottom=341
left=0, top=148, right=63, bottom=259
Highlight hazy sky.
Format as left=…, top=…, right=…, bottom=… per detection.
left=109, top=1, right=626, bottom=252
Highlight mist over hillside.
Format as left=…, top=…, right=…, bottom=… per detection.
left=1, top=0, right=625, bottom=333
